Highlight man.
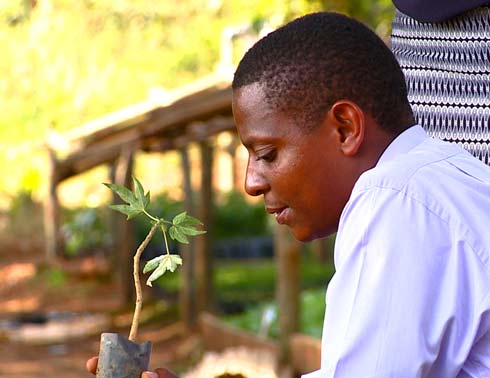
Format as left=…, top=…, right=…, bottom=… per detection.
left=89, top=12, right=490, bottom=378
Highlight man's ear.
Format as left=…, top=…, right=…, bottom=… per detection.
left=328, top=100, right=365, bottom=156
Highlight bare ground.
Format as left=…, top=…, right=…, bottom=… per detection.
left=0, top=240, right=198, bottom=378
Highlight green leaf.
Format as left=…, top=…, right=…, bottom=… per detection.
left=172, top=211, right=202, bottom=227
left=109, top=204, right=143, bottom=219
left=104, top=183, right=137, bottom=206
left=143, top=255, right=164, bottom=274
left=176, top=225, right=206, bottom=236
left=145, top=254, right=182, bottom=287
left=169, top=225, right=189, bottom=244
left=172, top=211, right=187, bottom=225
left=132, top=176, right=148, bottom=209
left=181, top=214, right=203, bottom=227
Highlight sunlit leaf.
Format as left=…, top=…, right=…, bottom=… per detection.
left=176, top=225, right=206, bottom=236
left=164, top=254, right=182, bottom=272
left=143, top=255, right=164, bottom=274
left=145, top=254, right=182, bottom=286
left=146, top=263, right=165, bottom=287
left=109, top=204, right=142, bottom=219
left=172, top=211, right=187, bottom=225
left=104, top=183, right=137, bottom=206
left=172, top=211, right=203, bottom=227
left=132, top=176, right=148, bottom=209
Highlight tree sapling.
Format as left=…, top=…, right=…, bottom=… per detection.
left=96, top=176, right=205, bottom=378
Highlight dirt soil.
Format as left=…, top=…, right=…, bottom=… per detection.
left=0, top=241, right=199, bottom=378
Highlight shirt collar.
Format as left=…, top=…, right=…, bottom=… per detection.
left=377, top=125, right=427, bottom=166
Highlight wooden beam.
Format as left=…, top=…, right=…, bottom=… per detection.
left=171, top=118, right=236, bottom=150
left=144, top=86, right=232, bottom=137
left=51, top=73, right=231, bottom=153
left=55, top=112, right=235, bottom=182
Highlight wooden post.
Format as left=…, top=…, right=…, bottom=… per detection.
left=44, top=148, right=61, bottom=265
left=195, top=140, right=215, bottom=314
left=225, top=134, right=240, bottom=191
left=110, top=147, right=135, bottom=305
left=179, top=146, right=197, bottom=329
left=311, top=235, right=335, bottom=264
left=275, top=224, right=301, bottom=378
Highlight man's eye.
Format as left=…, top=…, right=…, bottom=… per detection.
left=257, top=150, right=276, bottom=162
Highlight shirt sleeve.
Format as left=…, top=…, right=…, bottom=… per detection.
left=316, top=186, right=485, bottom=377
left=392, top=0, right=489, bottom=22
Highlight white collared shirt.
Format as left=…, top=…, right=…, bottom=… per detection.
left=303, top=126, right=490, bottom=378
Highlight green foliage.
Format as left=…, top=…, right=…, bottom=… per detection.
left=169, top=211, right=206, bottom=244
left=43, top=267, right=69, bottom=288
left=223, top=287, right=327, bottom=339
left=213, top=190, right=271, bottom=240
left=1, top=0, right=394, bottom=198
left=61, top=207, right=109, bottom=256
left=156, top=253, right=333, bottom=339
left=104, top=177, right=150, bottom=219
left=0, top=0, right=25, bottom=24
left=6, top=189, right=44, bottom=242
left=133, top=192, right=183, bottom=250
left=157, top=255, right=335, bottom=304
left=225, top=301, right=280, bottom=336
left=104, top=177, right=205, bottom=285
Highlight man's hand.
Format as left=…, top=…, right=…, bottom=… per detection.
left=86, top=357, right=179, bottom=378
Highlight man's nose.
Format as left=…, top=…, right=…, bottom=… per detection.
left=244, top=161, right=269, bottom=196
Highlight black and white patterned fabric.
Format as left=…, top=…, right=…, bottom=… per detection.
left=391, top=6, right=490, bottom=164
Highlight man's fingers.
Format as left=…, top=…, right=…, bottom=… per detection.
left=88, top=358, right=177, bottom=378
left=86, top=356, right=98, bottom=374
left=142, top=368, right=179, bottom=378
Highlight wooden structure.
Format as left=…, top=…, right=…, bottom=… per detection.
left=44, top=71, right=305, bottom=374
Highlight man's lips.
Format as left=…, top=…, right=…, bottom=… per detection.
left=266, top=206, right=289, bottom=224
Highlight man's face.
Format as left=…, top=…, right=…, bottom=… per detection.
left=232, top=83, right=350, bottom=242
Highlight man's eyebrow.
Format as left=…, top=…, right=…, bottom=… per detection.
left=241, top=136, right=279, bottom=150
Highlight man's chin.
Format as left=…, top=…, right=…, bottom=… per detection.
left=290, top=227, right=315, bottom=243
left=291, top=226, right=333, bottom=243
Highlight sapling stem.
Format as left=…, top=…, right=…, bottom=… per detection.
left=143, top=209, right=159, bottom=222
left=129, top=221, right=160, bottom=342
left=162, top=227, right=170, bottom=255
left=105, top=177, right=204, bottom=344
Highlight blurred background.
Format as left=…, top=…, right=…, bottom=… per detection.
left=0, top=1, right=394, bottom=377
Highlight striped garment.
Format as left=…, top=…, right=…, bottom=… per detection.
left=391, top=6, right=490, bottom=164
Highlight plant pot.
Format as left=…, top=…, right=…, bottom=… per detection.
left=96, top=332, right=152, bottom=378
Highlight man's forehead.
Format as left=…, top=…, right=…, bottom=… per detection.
left=232, top=83, right=276, bottom=120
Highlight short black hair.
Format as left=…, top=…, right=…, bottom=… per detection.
left=233, top=12, right=414, bottom=133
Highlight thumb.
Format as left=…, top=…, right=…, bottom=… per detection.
left=86, top=357, right=98, bottom=375
left=142, top=373, right=158, bottom=378
left=143, top=368, right=179, bottom=378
